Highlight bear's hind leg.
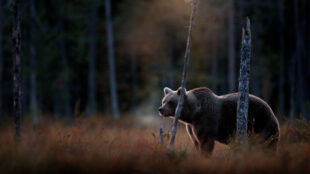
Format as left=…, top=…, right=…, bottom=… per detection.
left=261, top=120, right=280, bottom=152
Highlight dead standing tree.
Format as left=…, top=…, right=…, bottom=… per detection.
left=12, top=0, right=22, bottom=140
left=236, top=18, right=251, bottom=145
left=168, top=0, right=199, bottom=151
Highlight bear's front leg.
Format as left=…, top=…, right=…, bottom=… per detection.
left=200, top=138, right=215, bottom=157
left=185, top=124, right=199, bottom=149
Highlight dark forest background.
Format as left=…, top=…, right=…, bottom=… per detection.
left=0, top=0, right=309, bottom=121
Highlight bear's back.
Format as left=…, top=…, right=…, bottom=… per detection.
left=216, top=92, right=279, bottom=143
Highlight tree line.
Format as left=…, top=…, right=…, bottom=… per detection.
left=0, top=0, right=309, bottom=121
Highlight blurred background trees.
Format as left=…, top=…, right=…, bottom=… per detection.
left=0, top=0, right=309, bottom=120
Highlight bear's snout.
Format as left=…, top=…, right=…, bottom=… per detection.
left=158, top=106, right=169, bottom=117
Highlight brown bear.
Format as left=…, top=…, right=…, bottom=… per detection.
left=158, top=87, right=280, bottom=155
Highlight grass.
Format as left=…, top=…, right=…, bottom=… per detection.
left=0, top=115, right=310, bottom=174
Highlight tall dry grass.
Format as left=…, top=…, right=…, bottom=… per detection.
left=0, top=116, right=309, bottom=174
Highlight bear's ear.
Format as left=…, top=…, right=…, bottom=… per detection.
left=177, top=87, right=187, bottom=95
left=164, top=87, right=173, bottom=95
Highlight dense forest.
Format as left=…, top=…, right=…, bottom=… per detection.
left=0, top=0, right=310, bottom=119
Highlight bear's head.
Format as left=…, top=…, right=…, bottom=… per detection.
left=158, top=87, right=201, bottom=123
left=158, top=87, right=181, bottom=117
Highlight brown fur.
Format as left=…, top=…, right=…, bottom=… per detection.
left=158, top=87, right=280, bottom=156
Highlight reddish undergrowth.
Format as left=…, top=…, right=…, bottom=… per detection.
left=0, top=116, right=309, bottom=174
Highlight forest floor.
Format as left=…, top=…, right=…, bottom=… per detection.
left=0, top=115, right=309, bottom=174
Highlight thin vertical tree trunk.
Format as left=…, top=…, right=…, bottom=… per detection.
left=308, top=2, right=310, bottom=120
left=289, top=56, right=296, bottom=120
left=228, top=0, right=236, bottom=92
left=131, top=52, right=138, bottom=111
left=58, top=0, right=71, bottom=117
left=290, top=0, right=297, bottom=120
left=87, top=0, right=98, bottom=117
left=0, top=0, right=3, bottom=116
left=294, top=0, right=305, bottom=119
left=168, top=0, right=199, bottom=150
left=105, top=0, right=119, bottom=118
left=236, top=18, right=251, bottom=145
left=277, top=0, right=285, bottom=117
left=29, top=0, right=38, bottom=126
left=12, top=0, right=22, bottom=140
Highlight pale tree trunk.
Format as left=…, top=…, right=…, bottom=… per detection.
left=105, top=0, right=119, bottom=118
left=12, top=0, right=22, bottom=140
left=87, top=0, right=98, bottom=117
left=236, top=18, right=251, bottom=145
left=0, top=0, right=3, bottom=116
left=29, top=0, right=38, bottom=126
left=228, top=0, right=236, bottom=92
left=277, top=0, right=285, bottom=118
left=168, top=0, right=199, bottom=150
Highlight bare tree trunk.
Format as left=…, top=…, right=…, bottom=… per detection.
left=289, top=0, right=298, bottom=120
left=104, top=0, right=119, bottom=118
left=57, top=0, right=71, bottom=117
left=294, top=0, right=305, bottom=119
left=29, top=0, right=38, bottom=126
left=228, top=0, right=236, bottom=92
left=236, top=18, right=251, bottom=145
left=131, top=52, right=138, bottom=111
left=12, top=0, right=22, bottom=140
left=307, top=3, right=310, bottom=120
left=277, top=0, right=285, bottom=117
left=289, top=56, right=296, bottom=120
left=211, top=35, right=218, bottom=93
left=0, top=0, right=3, bottom=116
left=168, top=0, right=199, bottom=150
left=60, top=34, right=71, bottom=117
left=87, top=0, right=98, bottom=117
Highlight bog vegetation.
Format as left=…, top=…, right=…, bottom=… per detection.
left=1, top=0, right=310, bottom=173
left=0, top=116, right=309, bottom=173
